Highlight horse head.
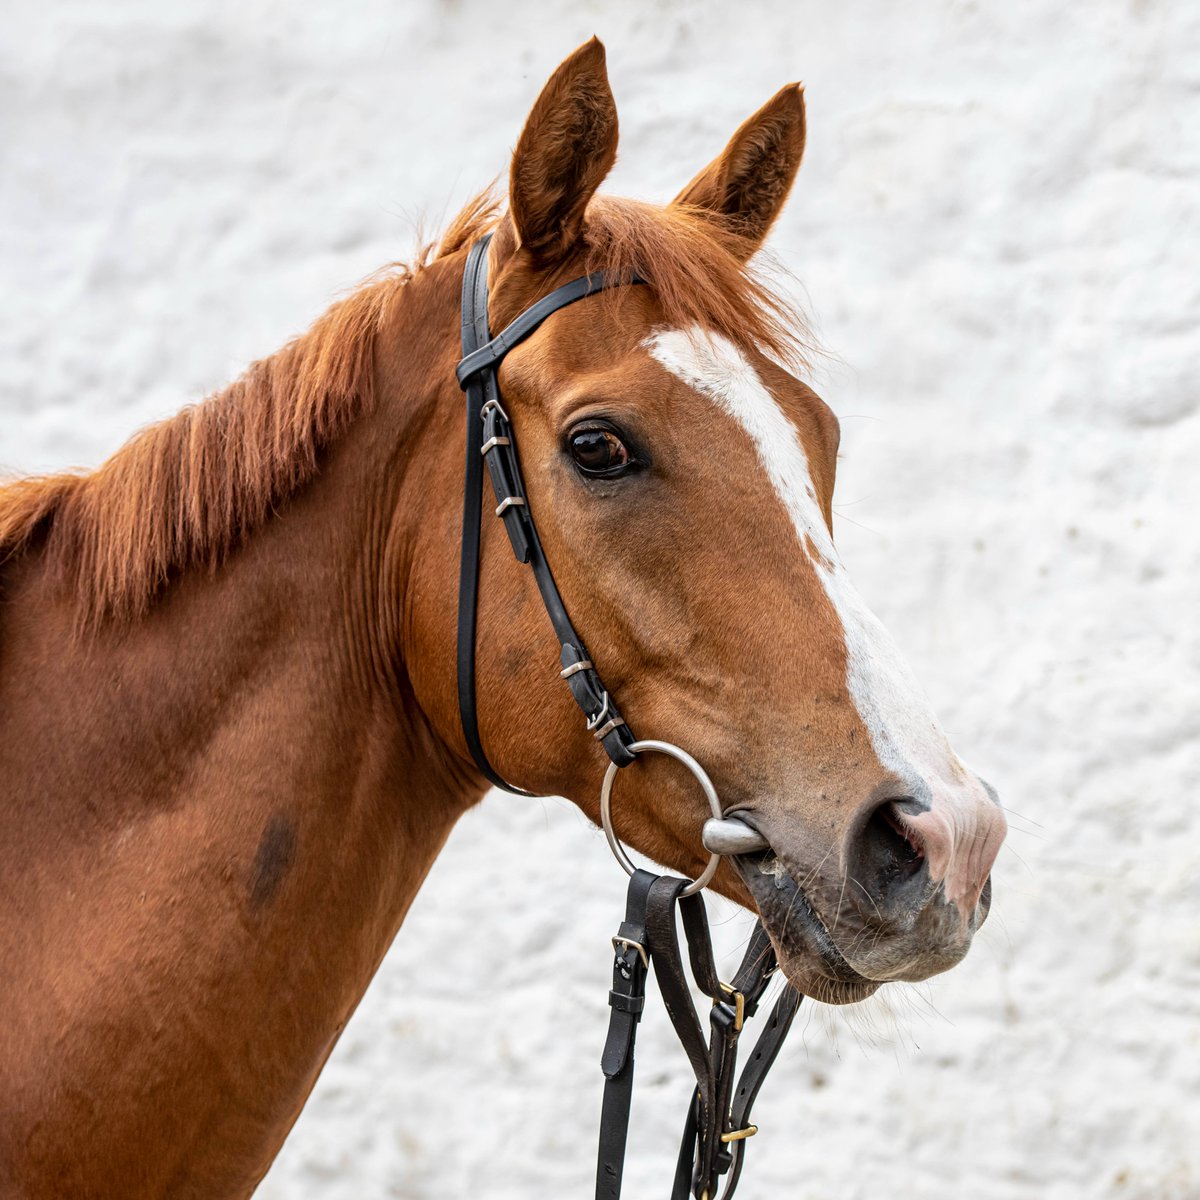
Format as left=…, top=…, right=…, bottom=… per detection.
left=399, top=39, right=1007, bottom=1005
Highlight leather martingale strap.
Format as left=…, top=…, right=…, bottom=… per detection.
left=456, top=234, right=640, bottom=794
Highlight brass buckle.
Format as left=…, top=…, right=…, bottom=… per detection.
left=720, top=1124, right=758, bottom=1144
left=716, top=982, right=745, bottom=1031
left=612, top=935, right=648, bottom=970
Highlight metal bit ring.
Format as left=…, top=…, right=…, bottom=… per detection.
left=600, top=739, right=724, bottom=897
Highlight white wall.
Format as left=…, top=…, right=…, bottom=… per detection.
left=3, top=3, right=1197, bottom=1197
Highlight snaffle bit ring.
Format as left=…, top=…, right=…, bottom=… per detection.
left=600, top=739, right=723, bottom=897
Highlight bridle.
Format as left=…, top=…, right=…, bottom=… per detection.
left=455, top=233, right=803, bottom=1200
left=455, top=232, right=640, bottom=792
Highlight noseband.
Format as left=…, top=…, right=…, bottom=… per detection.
left=455, top=234, right=801, bottom=1200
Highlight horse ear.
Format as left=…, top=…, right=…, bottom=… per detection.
left=509, top=38, right=619, bottom=268
left=673, top=84, right=806, bottom=258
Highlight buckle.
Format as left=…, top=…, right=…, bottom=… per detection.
left=585, top=691, right=612, bottom=732
left=611, top=935, right=648, bottom=970
left=720, top=1124, right=758, bottom=1144
left=715, top=982, right=745, bottom=1031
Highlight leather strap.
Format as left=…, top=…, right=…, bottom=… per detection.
left=653, top=879, right=803, bottom=1200
left=699, top=925, right=801, bottom=1199
left=457, top=236, right=527, bottom=793
left=719, top=985, right=803, bottom=1196
left=456, top=266, right=645, bottom=386
left=592, top=867, right=803, bottom=1200
left=646, top=884, right=727, bottom=1200
left=456, top=234, right=642, bottom=793
left=595, top=869, right=657, bottom=1200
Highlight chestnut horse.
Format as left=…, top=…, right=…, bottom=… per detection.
left=0, top=40, right=1006, bottom=1199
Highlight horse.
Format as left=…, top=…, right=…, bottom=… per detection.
left=0, top=38, right=1006, bottom=1199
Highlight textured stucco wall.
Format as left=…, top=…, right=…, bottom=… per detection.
left=3, top=3, right=1198, bottom=1198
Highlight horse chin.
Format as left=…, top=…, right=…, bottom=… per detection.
left=731, top=851, right=883, bottom=1006
left=731, top=840, right=989, bottom=1005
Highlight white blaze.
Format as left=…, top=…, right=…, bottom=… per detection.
left=646, top=327, right=1000, bottom=909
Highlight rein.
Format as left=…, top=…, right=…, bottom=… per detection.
left=454, top=234, right=802, bottom=1199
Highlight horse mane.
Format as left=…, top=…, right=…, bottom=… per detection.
left=0, top=189, right=805, bottom=626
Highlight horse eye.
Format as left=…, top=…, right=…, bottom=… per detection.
left=569, top=428, right=632, bottom=476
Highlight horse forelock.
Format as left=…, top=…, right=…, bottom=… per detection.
left=575, top=195, right=812, bottom=370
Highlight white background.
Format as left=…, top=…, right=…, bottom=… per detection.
left=3, top=3, right=1198, bottom=1198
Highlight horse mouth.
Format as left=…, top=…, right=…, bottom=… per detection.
left=730, top=846, right=881, bottom=1005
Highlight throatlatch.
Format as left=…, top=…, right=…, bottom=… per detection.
left=453, top=234, right=802, bottom=1199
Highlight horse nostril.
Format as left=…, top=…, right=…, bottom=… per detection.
left=855, top=799, right=928, bottom=900
left=879, top=801, right=926, bottom=866
left=849, top=789, right=1002, bottom=921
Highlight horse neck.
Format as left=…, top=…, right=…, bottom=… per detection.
left=0, top=261, right=481, bottom=1193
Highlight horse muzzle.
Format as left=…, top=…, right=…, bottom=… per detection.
left=711, top=811, right=996, bottom=1004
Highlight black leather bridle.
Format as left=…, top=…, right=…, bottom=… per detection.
left=456, top=232, right=639, bottom=792
left=455, top=233, right=803, bottom=1200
